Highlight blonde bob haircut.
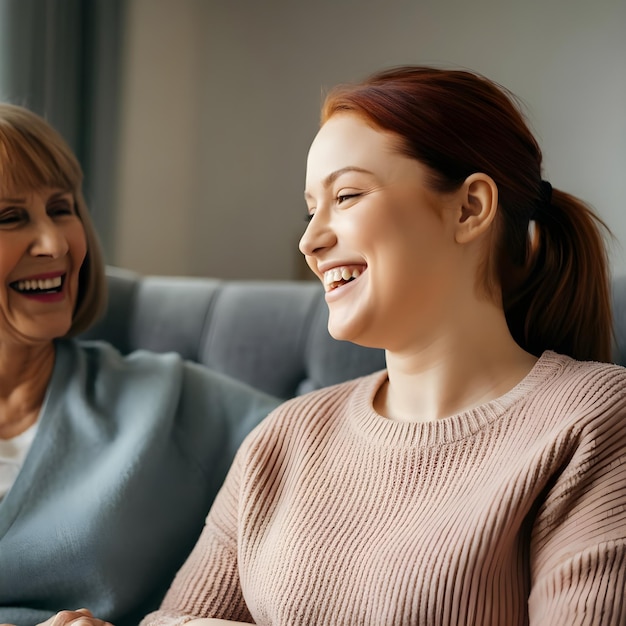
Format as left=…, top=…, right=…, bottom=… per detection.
left=0, top=102, right=107, bottom=336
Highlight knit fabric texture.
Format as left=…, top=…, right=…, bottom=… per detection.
left=143, top=351, right=626, bottom=626
left=0, top=339, right=280, bottom=626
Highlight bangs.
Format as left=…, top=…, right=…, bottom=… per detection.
left=0, top=123, right=81, bottom=194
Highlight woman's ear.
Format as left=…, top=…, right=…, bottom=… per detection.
left=454, top=173, right=498, bottom=244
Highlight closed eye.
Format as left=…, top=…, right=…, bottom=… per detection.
left=47, top=202, right=75, bottom=218
left=0, top=208, right=27, bottom=227
left=337, top=193, right=360, bottom=204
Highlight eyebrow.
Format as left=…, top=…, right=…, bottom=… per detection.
left=304, top=166, right=375, bottom=200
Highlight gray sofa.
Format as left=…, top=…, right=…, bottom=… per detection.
left=81, top=266, right=387, bottom=399
left=82, top=268, right=626, bottom=401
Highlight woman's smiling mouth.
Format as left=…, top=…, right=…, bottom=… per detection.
left=323, top=265, right=365, bottom=292
left=10, top=273, right=65, bottom=295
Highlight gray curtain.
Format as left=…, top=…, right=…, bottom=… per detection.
left=0, top=0, right=125, bottom=259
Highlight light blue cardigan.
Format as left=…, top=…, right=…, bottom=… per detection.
left=0, top=339, right=280, bottom=626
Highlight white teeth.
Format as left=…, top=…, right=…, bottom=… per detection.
left=15, top=276, right=62, bottom=292
left=323, top=266, right=363, bottom=290
left=324, top=269, right=340, bottom=285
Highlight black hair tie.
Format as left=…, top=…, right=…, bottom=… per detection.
left=530, top=180, right=552, bottom=221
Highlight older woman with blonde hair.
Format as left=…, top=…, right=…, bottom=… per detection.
left=0, top=104, right=279, bottom=626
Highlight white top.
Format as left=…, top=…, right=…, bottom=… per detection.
left=0, top=422, right=38, bottom=500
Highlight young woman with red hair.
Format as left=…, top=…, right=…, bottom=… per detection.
left=143, top=67, right=626, bottom=626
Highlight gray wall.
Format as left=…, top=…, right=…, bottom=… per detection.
left=114, top=0, right=626, bottom=279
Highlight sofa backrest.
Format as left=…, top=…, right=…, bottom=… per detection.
left=80, top=267, right=386, bottom=399
left=80, top=267, right=626, bottom=399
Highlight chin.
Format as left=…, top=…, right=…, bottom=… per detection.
left=22, top=323, right=73, bottom=343
left=327, top=317, right=372, bottom=348
left=327, top=311, right=352, bottom=340
left=327, top=326, right=350, bottom=342
left=329, top=316, right=394, bottom=351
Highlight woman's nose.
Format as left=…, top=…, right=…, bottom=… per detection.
left=29, top=220, right=70, bottom=258
left=299, top=212, right=337, bottom=257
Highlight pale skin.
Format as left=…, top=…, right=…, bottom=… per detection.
left=150, top=115, right=537, bottom=624
left=300, top=113, right=537, bottom=424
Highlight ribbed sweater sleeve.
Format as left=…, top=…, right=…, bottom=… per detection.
left=528, top=366, right=626, bottom=623
left=142, top=352, right=626, bottom=626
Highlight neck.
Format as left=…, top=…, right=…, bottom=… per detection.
left=376, top=300, right=537, bottom=423
left=0, top=341, right=56, bottom=438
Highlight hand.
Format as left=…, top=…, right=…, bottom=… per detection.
left=35, top=608, right=114, bottom=626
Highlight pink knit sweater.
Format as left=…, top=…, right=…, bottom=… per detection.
left=142, top=352, right=626, bottom=625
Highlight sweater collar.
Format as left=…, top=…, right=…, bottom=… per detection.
left=349, top=351, right=567, bottom=447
